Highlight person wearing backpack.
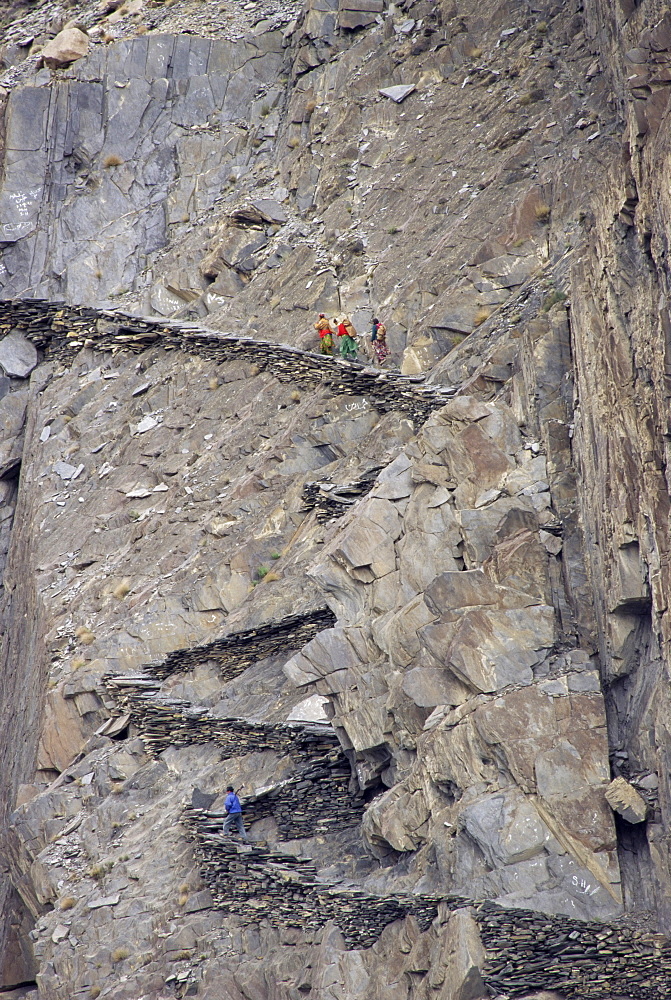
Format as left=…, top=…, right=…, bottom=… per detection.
left=314, top=313, right=334, bottom=355
left=222, top=785, right=248, bottom=841
left=372, top=317, right=390, bottom=365
left=336, top=315, right=358, bottom=361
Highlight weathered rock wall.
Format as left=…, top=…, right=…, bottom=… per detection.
left=3, top=0, right=671, bottom=998
left=569, top=0, right=671, bottom=927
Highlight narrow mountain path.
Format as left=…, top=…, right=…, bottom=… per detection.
left=0, top=298, right=458, bottom=425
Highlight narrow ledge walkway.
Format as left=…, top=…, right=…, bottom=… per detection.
left=0, top=298, right=459, bottom=425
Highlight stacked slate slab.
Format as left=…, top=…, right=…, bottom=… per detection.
left=185, top=810, right=447, bottom=949
left=195, top=748, right=363, bottom=840
left=145, top=608, right=336, bottom=681
left=103, top=676, right=340, bottom=764
left=301, top=467, right=384, bottom=523
left=185, top=810, right=671, bottom=998
left=0, top=298, right=457, bottom=425
left=103, top=677, right=363, bottom=837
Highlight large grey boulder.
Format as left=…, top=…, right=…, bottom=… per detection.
left=0, top=332, right=37, bottom=378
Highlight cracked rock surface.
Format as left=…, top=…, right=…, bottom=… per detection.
left=2, top=0, right=671, bottom=998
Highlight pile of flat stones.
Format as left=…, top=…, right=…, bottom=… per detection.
left=146, top=608, right=336, bottom=681
left=103, top=675, right=341, bottom=765
left=476, top=902, right=671, bottom=999
left=195, top=747, right=363, bottom=840
left=100, top=659, right=671, bottom=993
left=301, top=467, right=384, bottom=523
left=186, top=809, right=671, bottom=996
left=0, top=298, right=457, bottom=424
left=185, top=810, right=448, bottom=949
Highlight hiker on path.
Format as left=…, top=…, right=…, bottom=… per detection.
left=222, top=785, right=248, bottom=841
left=337, top=315, right=358, bottom=361
left=371, top=317, right=390, bottom=365
left=314, top=313, right=334, bottom=355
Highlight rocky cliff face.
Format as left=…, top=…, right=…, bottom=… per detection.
left=2, top=1, right=671, bottom=998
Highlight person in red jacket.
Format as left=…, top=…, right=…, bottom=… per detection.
left=336, top=315, right=358, bottom=361
left=314, top=313, right=334, bottom=355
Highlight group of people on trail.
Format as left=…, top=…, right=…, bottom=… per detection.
left=314, top=312, right=390, bottom=366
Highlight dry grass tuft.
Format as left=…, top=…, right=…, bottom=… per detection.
left=111, top=947, right=130, bottom=963
left=290, top=390, right=301, bottom=402
left=208, top=377, right=219, bottom=390
left=75, top=626, right=96, bottom=645
left=173, top=949, right=193, bottom=961
left=89, top=988, right=101, bottom=999
left=473, top=308, right=490, bottom=327
left=112, top=579, right=131, bottom=600
left=518, top=88, right=545, bottom=106
left=534, top=201, right=551, bottom=222
left=288, top=136, right=300, bottom=149
left=59, top=896, right=76, bottom=910
left=103, top=153, right=123, bottom=168
left=178, top=891, right=189, bottom=907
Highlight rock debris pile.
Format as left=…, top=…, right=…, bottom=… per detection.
left=0, top=299, right=457, bottom=424
left=476, top=904, right=671, bottom=1000
left=186, top=808, right=671, bottom=999
left=146, top=608, right=337, bottom=681
left=301, top=468, right=384, bottom=523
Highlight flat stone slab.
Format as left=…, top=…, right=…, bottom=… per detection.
left=53, top=461, right=84, bottom=481
left=379, top=85, right=416, bottom=103
left=251, top=198, right=288, bottom=224
left=87, top=893, right=120, bottom=909
left=0, top=332, right=38, bottom=377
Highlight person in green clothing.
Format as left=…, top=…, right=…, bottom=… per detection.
left=336, top=315, right=358, bottom=360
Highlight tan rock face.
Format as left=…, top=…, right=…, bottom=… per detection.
left=40, top=28, right=89, bottom=69
left=36, top=688, right=91, bottom=773
left=605, top=777, right=648, bottom=825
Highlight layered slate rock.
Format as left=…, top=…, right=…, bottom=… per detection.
left=301, top=467, right=384, bottom=523
left=0, top=32, right=285, bottom=302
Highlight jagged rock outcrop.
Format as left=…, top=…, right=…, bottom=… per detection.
left=2, top=0, right=671, bottom=998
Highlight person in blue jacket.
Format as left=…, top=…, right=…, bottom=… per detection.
left=222, top=785, right=248, bottom=841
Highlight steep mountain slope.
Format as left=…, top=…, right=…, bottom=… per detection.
left=2, top=1, right=671, bottom=998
